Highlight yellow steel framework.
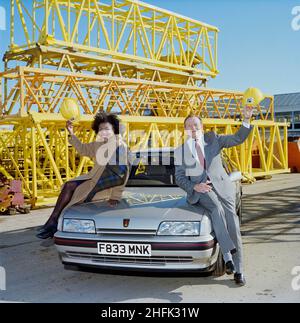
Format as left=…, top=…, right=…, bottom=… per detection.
left=0, top=0, right=290, bottom=207
left=1, top=66, right=275, bottom=119
left=0, top=67, right=289, bottom=206
left=5, top=0, right=219, bottom=85
left=4, top=46, right=206, bottom=86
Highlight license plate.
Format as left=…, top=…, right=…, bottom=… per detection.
left=97, top=242, right=152, bottom=256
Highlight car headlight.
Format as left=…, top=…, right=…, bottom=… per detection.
left=157, top=222, right=200, bottom=236
left=63, top=219, right=96, bottom=234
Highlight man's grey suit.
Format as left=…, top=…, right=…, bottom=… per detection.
left=174, top=124, right=253, bottom=273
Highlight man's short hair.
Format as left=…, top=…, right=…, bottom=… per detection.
left=183, top=114, right=202, bottom=127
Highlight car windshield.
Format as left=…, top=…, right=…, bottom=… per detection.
left=125, top=151, right=231, bottom=187
left=126, top=153, right=177, bottom=187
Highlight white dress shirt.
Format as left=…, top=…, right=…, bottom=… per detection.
left=242, top=121, right=251, bottom=129
left=187, top=136, right=205, bottom=163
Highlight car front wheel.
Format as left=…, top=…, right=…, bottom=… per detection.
left=211, top=249, right=225, bottom=277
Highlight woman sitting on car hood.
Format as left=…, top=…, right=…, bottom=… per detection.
left=36, top=112, right=130, bottom=239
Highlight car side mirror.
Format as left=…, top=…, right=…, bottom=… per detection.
left=228, top=171, right=243, bottom=182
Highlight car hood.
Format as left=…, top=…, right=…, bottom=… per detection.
left=62, top=187, right=208, bottom=231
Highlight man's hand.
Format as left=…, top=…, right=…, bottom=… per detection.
left=297, top=138, right=300, bottom=152
left=66, top=118, right=74, bottom=135
left=107, top=199, right=120, bottom=207
left=193, top=181, right=212, bottom=193
left=243, top=105, right=253, bottom=123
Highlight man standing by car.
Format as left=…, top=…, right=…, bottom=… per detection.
left=174, top=106, right=253, bottom=286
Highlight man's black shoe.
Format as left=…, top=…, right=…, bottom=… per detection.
left=234, top=273, right=246, bottom=286
left=225, top=261, right=235, bottom=275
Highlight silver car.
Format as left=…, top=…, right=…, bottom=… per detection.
left=54, top=148, right=242, bottom=276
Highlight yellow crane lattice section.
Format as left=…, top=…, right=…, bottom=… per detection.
left=0, top=67, right=289, bottom=206
left=0, top=0, right=290, bottom=207
left=5, top=0, right=218, bottom=85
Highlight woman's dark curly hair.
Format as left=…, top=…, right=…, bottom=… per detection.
left=91, top=111, right=120, bottom=135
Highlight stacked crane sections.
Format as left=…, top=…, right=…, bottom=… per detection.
left=0, top=0, right=289, bottom=207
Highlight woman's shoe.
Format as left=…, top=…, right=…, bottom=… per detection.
left=36, top=225, right=46, bottom=232
left=36, top=220, right=53, bottom=232
left=36, top=223, right=57, bottom=239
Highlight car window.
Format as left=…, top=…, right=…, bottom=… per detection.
left=126, top=156, right=176, bottom=187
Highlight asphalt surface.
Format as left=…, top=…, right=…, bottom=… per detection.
left=0, top=173, right=300, bottom=303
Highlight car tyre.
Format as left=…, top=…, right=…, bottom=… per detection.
left=63, top=264, right=79, bottom=271
left=211, top=249, right=225, bottom=277
left=8, top=207, right=17, bottom=216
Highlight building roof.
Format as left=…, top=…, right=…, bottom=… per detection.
left=274, top=92, right=300, bottom=112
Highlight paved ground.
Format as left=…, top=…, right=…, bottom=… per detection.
left=0, top=173, right=300, bottom=303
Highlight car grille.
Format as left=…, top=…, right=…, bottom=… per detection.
left=65, top=251, right=193, bottom=265
left=96, top=228, right=157, bottom=236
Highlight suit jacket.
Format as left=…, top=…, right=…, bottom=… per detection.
left=60, top=133, right=130, bottom=215
left=174, top=124, right=253, bottom=204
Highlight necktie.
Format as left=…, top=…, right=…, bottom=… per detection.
left=195, top=139, right=206, bottom=169
left=195, top=139, right=211, bottom=183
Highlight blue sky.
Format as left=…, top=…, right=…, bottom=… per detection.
left=0, top=0, right=299, bottom=95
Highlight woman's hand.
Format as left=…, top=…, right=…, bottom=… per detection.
left=107, top=199, right=120, bottom=207
left=66, top=119, right=74, bottom=135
